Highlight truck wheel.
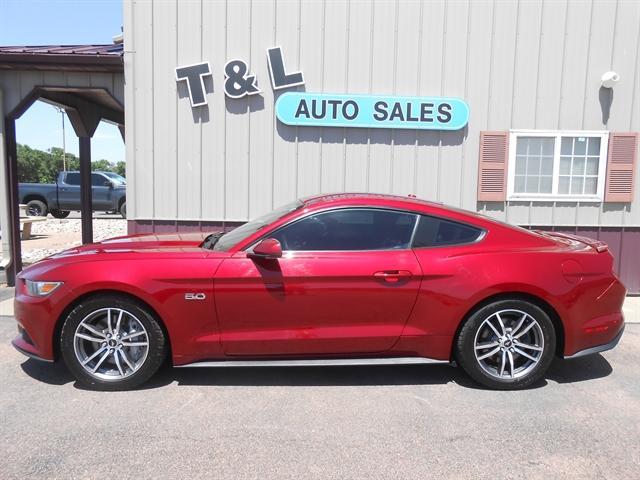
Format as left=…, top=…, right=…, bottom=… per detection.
left=50, top=209, right=70, bottom=219
left=119, top=201, right=127, bottom=219
left=26, top=199, right=47, bottom=217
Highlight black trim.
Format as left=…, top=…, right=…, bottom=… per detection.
left=11, top=340, right=54, bottom=363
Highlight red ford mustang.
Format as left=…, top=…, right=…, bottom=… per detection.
left=12, top=193, right=625, bottom=390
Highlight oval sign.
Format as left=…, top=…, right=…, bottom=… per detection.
left=275, top=92, right=469, bottom=130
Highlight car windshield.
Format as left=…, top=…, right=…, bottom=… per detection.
left=104, top=172, right=126, bottom=185
left=211, top=200, right=304, bottom=251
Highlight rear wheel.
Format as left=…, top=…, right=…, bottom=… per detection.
left=26, top=199, right=47, bottom=217
left=455, top=299, right=556, bottom=390
left=60, top=295, right=167, bottom=391
left=50, top=209, right=70, bottom=219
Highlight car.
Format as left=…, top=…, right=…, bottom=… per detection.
left=18, top=170, right=127, bottom=218
left=12, top=193, right=626, bottom=391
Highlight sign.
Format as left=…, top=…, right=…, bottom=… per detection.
left=275, top=93, right=469, bottom=130
left=175, top=46, right=304, bottom=106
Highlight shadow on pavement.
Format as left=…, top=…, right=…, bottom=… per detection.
left=19, top=352, right=613, bottom=391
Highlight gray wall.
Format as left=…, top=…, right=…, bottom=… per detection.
left=124, top=0, right=640, bottom=227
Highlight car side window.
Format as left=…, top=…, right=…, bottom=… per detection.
left=270, top=208, right=418, bottom=251
left=412, top=215, right=483, bottom=248
left=64, top=173, right=80, bottom=185
left=91, top=174, right=106, bottom=186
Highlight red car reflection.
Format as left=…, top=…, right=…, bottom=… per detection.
left=13, top=193, right=625, bottom=390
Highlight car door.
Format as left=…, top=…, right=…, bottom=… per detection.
left=214, top=208, right=423, bottom=356
left=91, top=173, right=113, bottom=210
left=57, top=172, right=81, bottom=209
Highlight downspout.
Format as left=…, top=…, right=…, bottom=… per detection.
left=0, top=88, right=13, bottom=281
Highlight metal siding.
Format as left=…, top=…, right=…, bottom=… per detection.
left=343, top=0, right=373, bottom=193
left=248, top=0, right=276, bottom=218
left=153, top=0, right=178, bottom=219
left=201, top=0, right=228, bottom=220
left=296, top=0, right=324, bottom=199
left=125, top=0, right=640, bottom=228
left=415, top=0, right=445, bottom=202
left=391, top=1, right=421, bottom=198
left=131, top=0, right=154, bottom=219
left=367, top=0, right=395, bottom=194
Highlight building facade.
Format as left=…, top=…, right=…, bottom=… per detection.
left=123, top=0, right=639, bottom=291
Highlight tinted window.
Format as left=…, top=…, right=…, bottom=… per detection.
left=412, top=215, right=483, bottom=248
left=92, top=174, right=107, bottom=186
left=271, top=208, right=418, bottom=251
left=64, top=173, right=80, bottom=185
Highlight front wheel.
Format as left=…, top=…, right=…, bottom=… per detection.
left=455, top=299, right=556, bottom=390
left=26, top=199, right=47, bottom=217
left=60, top=295, right=167, bottom=391
left=119, top=201, right=127, bottom=218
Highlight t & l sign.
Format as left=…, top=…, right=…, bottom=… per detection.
left=175, top=47, right=469, bottom=130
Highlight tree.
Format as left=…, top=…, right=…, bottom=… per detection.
left=16, top=143, right=125, bottom=183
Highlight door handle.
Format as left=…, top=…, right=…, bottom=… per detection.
left=373, top=270, right=412, bottom=283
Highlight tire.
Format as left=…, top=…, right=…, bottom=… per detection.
left=455, top=299, right=556, bottom=390
left=119, top=201, right=127, bottom=218
left=60, top=294, right=167, bottom=391
left=50, top=209, right=70, bottom=219
left=26, top=199, right=47, bottom=217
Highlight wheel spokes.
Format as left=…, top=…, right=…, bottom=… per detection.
left=73, top=307, right=149, bottom=380
left=474, top=309, right=545, bottom=381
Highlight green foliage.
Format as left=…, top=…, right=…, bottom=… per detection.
left=17, top=144, right=125, bottom=183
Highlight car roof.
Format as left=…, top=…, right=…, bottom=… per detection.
left=299, top=192, right=534, bottom=233
left=302, top=192, right=443, bottom=209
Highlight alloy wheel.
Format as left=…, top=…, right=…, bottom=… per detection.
left=73, top=307, right=150, bottom=381
left=473, top=309, right=545, bottom=380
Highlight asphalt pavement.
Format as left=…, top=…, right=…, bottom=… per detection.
left=0, top=314, right=639, bottom=480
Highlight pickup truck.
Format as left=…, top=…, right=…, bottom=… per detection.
left=18, top=171, right=127, bottom=218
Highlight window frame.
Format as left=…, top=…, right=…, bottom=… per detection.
left=247, top=207, right=421, bottom=253
left=507, top=130, right=609, bottom=202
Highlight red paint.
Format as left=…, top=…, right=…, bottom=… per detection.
left=14, top=193, right=626, bottom=365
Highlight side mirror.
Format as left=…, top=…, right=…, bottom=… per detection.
left=248, top=238, right=282, bottom=260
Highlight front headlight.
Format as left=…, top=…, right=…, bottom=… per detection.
left=25, top=280, right=63, bottom=297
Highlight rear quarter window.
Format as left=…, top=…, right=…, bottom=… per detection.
left=412, top=215, right=484, bottom=248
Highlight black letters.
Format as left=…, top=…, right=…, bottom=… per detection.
left=420, top=103, right=434, bottom=122
left=295, top=99, right=310, bottom=118
left=373, top=101, right=388, bottom=121
left=327, top=100, right=341, bottom=119
left=437, top=103, right=452, bottom=123
left=389, top=102, right=405, bottom=121
left=175, top=62, right=211, bottom=107
left=406, top=102, right=419, bottom=122
left=342, top=100, right=359, bottom=120
left=311, top=99, right=326, bottom=119
left=267, top=47, right=305, bottom=90
left=224, top=60, right=260, bottom=98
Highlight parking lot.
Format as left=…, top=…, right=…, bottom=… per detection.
left=0, top=310, right=638, bottom=480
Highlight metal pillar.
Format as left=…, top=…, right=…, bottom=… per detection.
left=79, top=136, right=93, bottom=244
left=4, top=118, right=21, bottom=285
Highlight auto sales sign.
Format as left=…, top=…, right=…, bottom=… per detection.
left=176, top=47, right=469, bottom=131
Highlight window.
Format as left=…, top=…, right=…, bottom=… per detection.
left=412, top=215, right=483, bottom=248
left=270, top=208, right=418, bottom=251
left=64, top=172, right=80, bottom=185
left=91, top=174, right=107, bottom=186
left=507, top=131, right=608, bottom=201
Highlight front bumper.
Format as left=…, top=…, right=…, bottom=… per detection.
left=12, top=338, right=54, bottom=363
left=564, top=324, right=625, bottom=359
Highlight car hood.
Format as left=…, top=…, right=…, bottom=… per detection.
left=47, top=232, right=214, bottom=258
